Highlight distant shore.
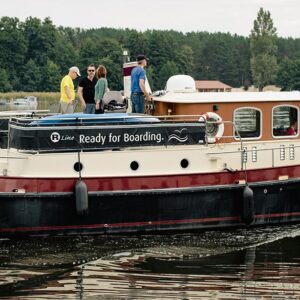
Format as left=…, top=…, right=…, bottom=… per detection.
left=0, top=92, right=60, bottom=103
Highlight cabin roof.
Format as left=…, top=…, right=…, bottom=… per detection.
left=153, top=91, right=300, bottom=103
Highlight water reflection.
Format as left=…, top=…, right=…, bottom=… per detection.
left=0, top=103, right=38, bottom=112
left=0, top=96, right=54, bottom=112
left=0, top=225, right=300, bottom=298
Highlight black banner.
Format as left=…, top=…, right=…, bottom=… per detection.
left=0, top=118, right=9, bottom=131
left=0, top=119, right=9, bottom=149
left=9, top=123, right=205, bottom=151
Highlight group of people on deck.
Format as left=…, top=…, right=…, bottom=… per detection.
left=59, top=55, right=150, bottom=114
left=60, top=64, right=108, bottom=114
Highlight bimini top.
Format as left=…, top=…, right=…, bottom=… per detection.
left=30, top=113, right=161, bottom=126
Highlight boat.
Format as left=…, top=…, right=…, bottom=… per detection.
left=13, top=96, right=37, bottom=106
left=0, top=99, right=8, bottom=105
left=1, top=74, right=300, bottom=236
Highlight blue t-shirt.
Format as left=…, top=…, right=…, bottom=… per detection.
left=131, top=66, right=146, bottom=93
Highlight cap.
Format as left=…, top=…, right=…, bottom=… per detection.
left=136, top=55, right=148, bottom=62
left=69, top=66, right=81, bottom=76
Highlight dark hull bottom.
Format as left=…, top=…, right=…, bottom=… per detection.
left=0, top=179, right=300, bottom=237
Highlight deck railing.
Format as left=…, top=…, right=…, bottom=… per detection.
left=0, top=113, right=299, bottom=174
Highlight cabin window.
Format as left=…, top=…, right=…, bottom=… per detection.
left=234, top=108, right=261, bottom=139
left=272, top=105, right=298, bottom=137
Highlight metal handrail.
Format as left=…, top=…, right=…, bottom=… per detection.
left=206, top=118, right=299, bottom=172
left=1, top=114, right=299, bottom=171
left=203, top=119, right=246, bottom=174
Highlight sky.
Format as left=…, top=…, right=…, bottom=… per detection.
left=1, top=0, right=300, bottom=38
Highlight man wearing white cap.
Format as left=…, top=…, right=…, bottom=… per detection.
left=60, top=66, right=81, bottom=114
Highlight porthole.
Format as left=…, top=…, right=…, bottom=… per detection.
left=180, top=159, right=189, bottom=169
left=130, top=161, right=139, bottom=171
left=74, top=162, right=83, bottom=172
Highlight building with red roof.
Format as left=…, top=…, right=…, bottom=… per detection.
left=195, top=80, right=232, bottom=92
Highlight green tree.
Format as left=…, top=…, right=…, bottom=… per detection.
left=41, top=60, right=61, bottom=92
left=55, top=27, right=79, bottom=73
left=146, top=30, right=177, bottom=73
left=95, top=38, right=123, bottom=64
left=198, top=35, right=229, bottom=81
left=0, top=68, right=12, bottom=92
left=175, top=45, right=194, bottom=76
left=234, top=36, right=251, bottom=88
left=94, top=39, right=124, bottom=90
left=22, top=17, right=58, bottom=66
left=21, top=59, right=42, bottom=91
left=100, top=57, right=123, bottom=91
left=250, top=8, right=278, bottom=91
left=276, top=58, right=300, bottom=91
left=79, top=37, right=98, bottom=67
left=145, top=65, right=155, bottom=92
left=5, top=15, right=300, bottom=92
left=125, top=31, right=149, bottom=60
left=157, top=61, right=179, bottom=90
left=143, top=31, right=179, bottom=90
left=277, top=37, right=300, bottom=63
left=0, top=17, right=27, bottom=89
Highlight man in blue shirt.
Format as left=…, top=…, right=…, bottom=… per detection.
left=130, top=55, right=151, bottom=113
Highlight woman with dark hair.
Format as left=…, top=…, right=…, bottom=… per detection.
left=94, top=65, right=108, bottom=114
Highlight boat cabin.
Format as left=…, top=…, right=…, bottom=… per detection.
left=151, top=75, right=300, bottom=142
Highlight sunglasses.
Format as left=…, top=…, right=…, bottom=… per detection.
left=88, top=69, right=95, bottom=72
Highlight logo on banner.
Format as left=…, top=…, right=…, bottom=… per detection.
left=50, top=132, right=61, bottom=143
left=168, top=128, right=188, bottom=143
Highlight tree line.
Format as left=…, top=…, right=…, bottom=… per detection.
left=0, top=11, right=299, bottom=93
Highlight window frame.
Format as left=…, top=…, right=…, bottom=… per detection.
left=233, top=106, right=262, bottom=141
left=272, top=104, right=299, bottom=139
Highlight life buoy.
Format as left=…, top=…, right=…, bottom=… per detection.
left=200, top=112, right=224, bottom=143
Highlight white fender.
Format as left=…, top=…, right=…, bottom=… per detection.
left=200, top=112, right=224, bottom=143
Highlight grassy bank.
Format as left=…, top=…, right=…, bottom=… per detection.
left=0, top=92, right=60, bottom=103
left=0, top=92, right=84, bottom=112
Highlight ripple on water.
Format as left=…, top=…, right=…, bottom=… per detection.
left=1, top=224, right=300, bottom=299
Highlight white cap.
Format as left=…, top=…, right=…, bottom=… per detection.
left=69, top=66, right=81, bottom=76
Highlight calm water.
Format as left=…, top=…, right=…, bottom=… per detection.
left=0, top=100, right=52, bottom=112
left=0, top=224, right=300, bottom=299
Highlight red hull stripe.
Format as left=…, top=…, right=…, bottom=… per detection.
left=1, top=212, right=300, bottom=233
left=1, top=165, right=300, bottom=193
left=256, top=212, right=300, bottom=218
